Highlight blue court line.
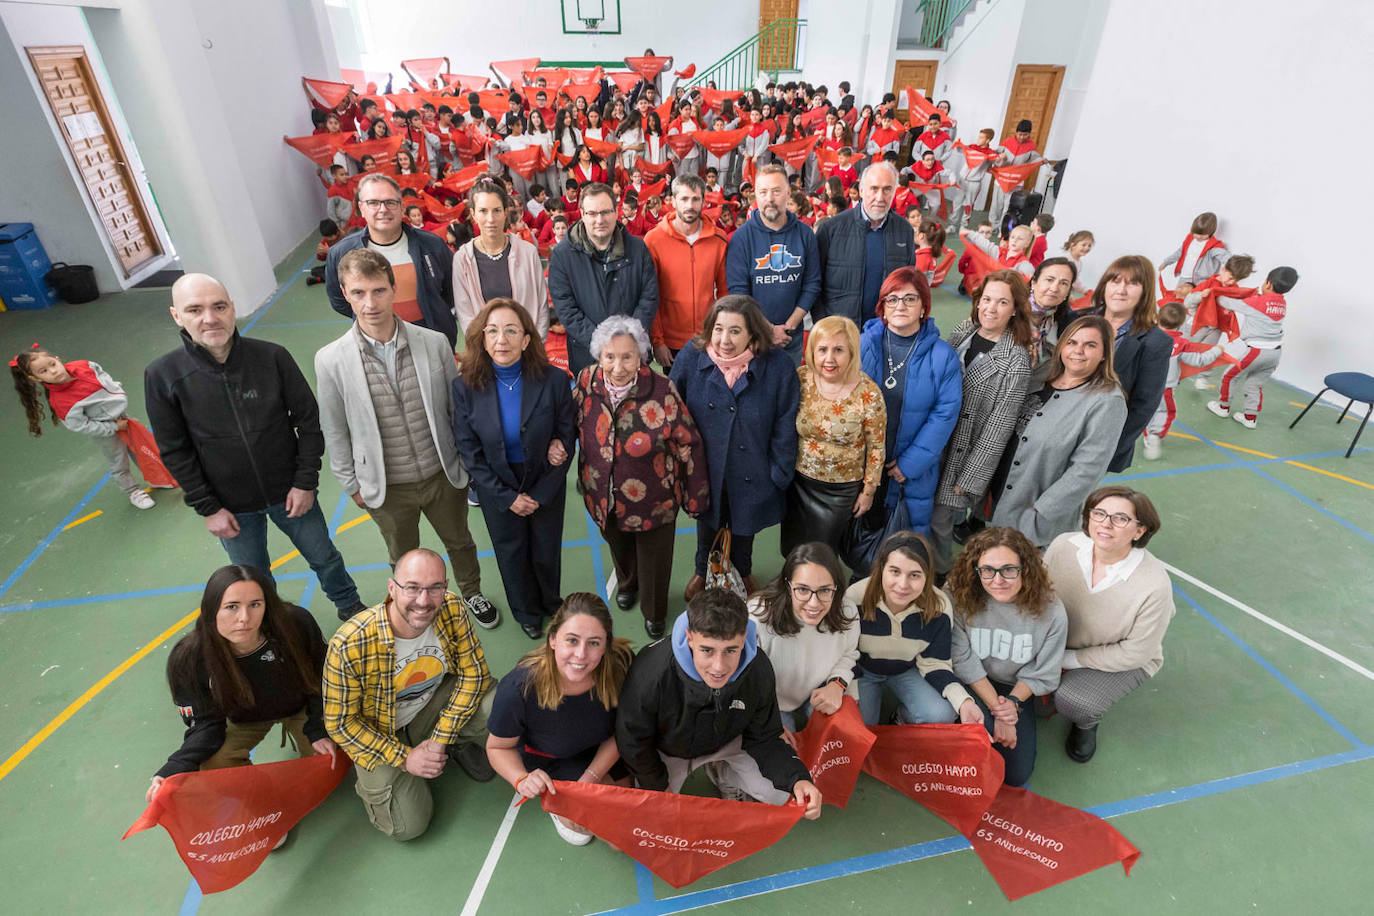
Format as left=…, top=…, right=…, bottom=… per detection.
left=1111, top=444, right=1374, bottom=484
left=240, top=255, right=315, bottom=333
left=0, top=473, right=110, bottom=602
left=590, top=745, right=1374, bottom=916
left=1175, top=587, right=1366, bottom=748
left=1173, top=423, right=1374, bottom=545
left=177, top=880, right=202, bottom=916
left=294, top=492, right=350, bottom=610
left=634, top=862, right=656, bottom=905
left=584, top=511, right=609, bottom=595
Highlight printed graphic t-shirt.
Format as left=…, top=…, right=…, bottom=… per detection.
left=393, top=625, right=449, bottom=728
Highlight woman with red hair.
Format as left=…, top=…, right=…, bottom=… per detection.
left=858, top=266, right=962, bottom=536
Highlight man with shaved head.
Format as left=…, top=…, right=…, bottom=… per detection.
left=145, top=274, right=366, bottom=620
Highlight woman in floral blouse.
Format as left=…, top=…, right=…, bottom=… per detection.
left=781, top=316, right=886, bottom=558
left=573, top=316, right=710, bottom=639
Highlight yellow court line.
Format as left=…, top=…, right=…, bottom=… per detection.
left=1207, top=439, right=1277, bottom=459
left=62, top=510, right=102, bottom=530
left=1177, top=433, right=1374, bottom=491
left=1285, top=462, right=1374, bottom=492
left=0, top=523, right=360, bottom=784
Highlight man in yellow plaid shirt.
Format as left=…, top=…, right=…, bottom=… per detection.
left=324, top=548, right=497, bottom=840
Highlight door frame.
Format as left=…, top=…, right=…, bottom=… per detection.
left=892, top=58, right=940, bottom=122
left=999, top=63, right=1064, bottom=189
left=26, top=44, right=166, bottom=279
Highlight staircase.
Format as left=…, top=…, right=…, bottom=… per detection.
left=912, top=0, right=980, bottom=49
left=684, top=18, right=807, bottom=92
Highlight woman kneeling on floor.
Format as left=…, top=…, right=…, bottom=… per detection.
left=147, top=566, right=337, bottom=816
left=1044, top=486, right=1176, bottom=763
left=486, top=593, right=635, bottom=846
left=949, top=527, right=1066, bottom=786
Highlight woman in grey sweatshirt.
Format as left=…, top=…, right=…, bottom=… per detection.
left=949, top=526, right=1066, bottom=786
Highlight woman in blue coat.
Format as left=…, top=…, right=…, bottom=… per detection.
left=452, top=298, right=576, bottom=640
left=671, top=295, right=801, bottom=599
left=859, top=266, right=962, bottom=534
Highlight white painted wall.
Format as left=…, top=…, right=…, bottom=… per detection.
left=1008, top=0, right=1106, bottom=158
left=0, top=1, right=174, bottom=292
left=349, top=0, right=757, bottom=84
left=931, top=0, right=1024, bottom=141
left=1051, top=0, right=1373, bottom=396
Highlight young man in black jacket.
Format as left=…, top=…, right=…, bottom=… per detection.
left=145, top=273, right=366, bottom=620
left=615, top=588, right=822, bottom=818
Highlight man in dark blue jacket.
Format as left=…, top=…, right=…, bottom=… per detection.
left=146, top=274, right=365, bottom=620
left=615, top=588, right=822, bottom=817
left=724, top=164, right=820, bottom=365
left=815, top=161, right=915, bottom=326
left=325, top=174, right=458, bottom=348
left=548, top=182, right=659, bottom=374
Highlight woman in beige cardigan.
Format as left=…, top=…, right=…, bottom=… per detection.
left=453, top=179, right=550, bottom=340
left=1043, top=485, right=1175, bottom=764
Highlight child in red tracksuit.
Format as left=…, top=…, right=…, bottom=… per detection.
left=308, top=219, right=343, bottom=285
left=1142, top=302, right=1222, bottom=459
left=1207, top=266, right=1298, bottom=428
left=1181, top=253, right=1256, bottom=388
left=957, top=221, right=995, bottom=295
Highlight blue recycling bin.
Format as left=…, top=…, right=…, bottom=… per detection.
left=0, top=223, right=58, bottom=310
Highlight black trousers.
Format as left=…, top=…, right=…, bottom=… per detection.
left=480, top=480, right=565, bottom=626
left=601, top=521, right=677, bottom=625
left=694, top=489, right=756, bottom=578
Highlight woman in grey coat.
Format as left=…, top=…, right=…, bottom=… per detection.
left=930, top=270, right=1033, bottom=574
left=990, top=315, right=1127, bottom=547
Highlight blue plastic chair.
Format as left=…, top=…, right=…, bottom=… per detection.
left=1289, top=372, right=1374, bottom=458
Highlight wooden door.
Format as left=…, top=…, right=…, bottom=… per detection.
left=759, top=0, right=800, bottom=71
left=27, top=46, right=162, bottom=277
left=892, top=59, right=939, bottom=121
left=999, top=64, right=1064, bottom=190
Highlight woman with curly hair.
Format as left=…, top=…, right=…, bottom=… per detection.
left=948, top=527, right=1066, bottom=786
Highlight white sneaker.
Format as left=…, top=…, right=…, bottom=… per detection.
left=1142, top=434, right=1162, bottom=460
left=1206, top=400, right=1230, bottom=418
left=129, top=490, right=155, bottom=510
left=1233, top=413, right=1257, bottom=429
left=1193, top=375, right=1211, bottom=389
left=550, top=813, right=593, bottom=846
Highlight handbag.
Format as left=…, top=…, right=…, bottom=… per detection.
left=840, top=482, right=910, bottom=573
left=705, top=526, right=747, bottom=599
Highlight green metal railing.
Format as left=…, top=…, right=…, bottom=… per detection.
left=685, top=18, right=807, bottom=92
left=915, top=0, right=977, bottom=48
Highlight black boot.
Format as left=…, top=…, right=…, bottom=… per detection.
left=1065, top=724, right=1098, bottom=763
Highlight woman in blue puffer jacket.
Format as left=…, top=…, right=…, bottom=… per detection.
left=859, top=266, right=962, bottom=533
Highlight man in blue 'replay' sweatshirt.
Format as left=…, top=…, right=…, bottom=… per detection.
left=724, top=164, right=821, bottom=366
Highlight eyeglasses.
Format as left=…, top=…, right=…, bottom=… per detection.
left=582, top=208, right=616, bottom=219
left=483, top=325, right=523, bottom=339
left=976, top=565, right=1022, bottom=581
left=882, top=294, right=922, bottom=309
left=789, top=583, right=836, bottom=603
left=1089, top=508, right=1138, bottom=528
left=361, top=199, right=403, bottom=211
left=390, top=578, right=447, bottom=598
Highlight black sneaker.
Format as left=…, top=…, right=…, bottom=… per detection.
left=337, top=600, right=367, bottom=621
left=450, top=742, right=496, bottom=782
left=465, top=593, right=500, bottom=629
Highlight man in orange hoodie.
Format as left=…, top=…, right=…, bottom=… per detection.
left=644, top=174, right=729, bottom=369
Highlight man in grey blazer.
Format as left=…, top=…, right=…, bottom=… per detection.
left=316, top=248, right=499, bottom=628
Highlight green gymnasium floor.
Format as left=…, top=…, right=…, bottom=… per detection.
left=1, top=234, right=1371, bottom=914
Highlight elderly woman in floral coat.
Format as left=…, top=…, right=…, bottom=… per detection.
left=573, top=315, right=710, bottom=639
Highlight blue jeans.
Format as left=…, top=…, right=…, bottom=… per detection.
left=778, top=702, right=813, bottom=734
left=855, top=667, right=957, bottom=726
left=220, top=495, right=360, bottom=611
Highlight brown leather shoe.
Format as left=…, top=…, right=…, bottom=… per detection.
left=684, top=574, right=706, bottom=601
left=743, top=575, right=761, bottom=595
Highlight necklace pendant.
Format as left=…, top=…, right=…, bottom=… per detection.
left=884, top=375, right=897, bottom=390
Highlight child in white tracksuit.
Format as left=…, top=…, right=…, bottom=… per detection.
left=10, top=346, right=168, bottom=508
left=988, top=119, right=1044, bottom=232
left=1142, top=302, right=1222, bottom=459
left=1207, top=266, right=1299, bottom=428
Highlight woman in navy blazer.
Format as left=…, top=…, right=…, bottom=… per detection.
left=670, top=294, right=801, bottom=599
left=452, top=298, right=576, bottom=639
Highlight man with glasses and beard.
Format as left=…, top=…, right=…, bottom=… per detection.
left=323, top=548, right=497, bottom=841
left=548, top=181, right=659, bottom=373
left=325, top=174, right=459, bottom=348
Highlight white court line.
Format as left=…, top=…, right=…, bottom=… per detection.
left=1165, top=562, right=1374, bottom=682
left=460, top=793, right=523, bottom=916
left=604, top=570, right=618, bottom=603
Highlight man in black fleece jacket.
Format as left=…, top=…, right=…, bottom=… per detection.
left=145, top=274, right=365, bottom=620
left=615, top=588, right=822, bottom=818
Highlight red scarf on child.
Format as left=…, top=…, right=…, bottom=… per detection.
left=1172, top=234, right=1226, bottom=276
left=44, top=360, right=108, bottom=421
